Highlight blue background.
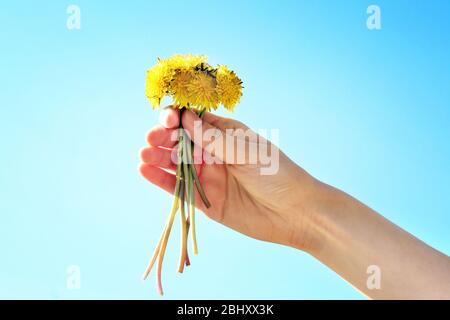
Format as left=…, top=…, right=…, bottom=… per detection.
left=0, top=0, right=449, bottom=299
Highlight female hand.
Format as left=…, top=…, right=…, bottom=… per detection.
left=140, top=106, right=319, bottom=251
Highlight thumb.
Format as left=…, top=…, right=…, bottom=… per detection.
left=181, top=110, right=259, bottom=165
left=181, top=110, right=224, bottom=162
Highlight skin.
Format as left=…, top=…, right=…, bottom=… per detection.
left=140, top=106, right=450, bottom=300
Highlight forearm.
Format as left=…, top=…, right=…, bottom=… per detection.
left=300, top=180, right=450, bottom=299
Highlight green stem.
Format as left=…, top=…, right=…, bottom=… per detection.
left=185, top=217, right=191, bottom=266
left=145, top=107, right=211, bottom=294
left=177, top=173, right=187, bottom=273
left=142, top=224, right=166, bottom=280
left=155, top=126, right=184, bottom=295
left=190, top=160, right=211, bottom=208
left=181, top=129, right=197, bottom=254
left=197, top=108, right=206, bottom=118
left=182, top=130, right=211, bottom=208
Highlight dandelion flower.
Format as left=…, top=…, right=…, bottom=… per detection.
left=187, top=70, right=220, bottom=111
left=170, top=70, right=194, bottom=108
left=145, top=60, right=171, bottom=109
left=216, top=65, right=243, bottom=111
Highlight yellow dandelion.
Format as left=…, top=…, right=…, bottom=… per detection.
left=145, top=60, right=172, bottom=109
left=187, top=70, right=220, bottom=111
left=145, top=54, right=242, bottom=112
left=216, top=65, right=243, bottom=111
left=170, top=70, right=193, bottom=107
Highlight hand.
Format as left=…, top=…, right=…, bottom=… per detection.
left=139, top=106, right=319, bottom=251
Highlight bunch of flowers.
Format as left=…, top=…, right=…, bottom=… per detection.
left=143, top=54, right=243, bottom=294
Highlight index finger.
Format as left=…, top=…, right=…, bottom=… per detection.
left=159, top=106, right=180, bottom=129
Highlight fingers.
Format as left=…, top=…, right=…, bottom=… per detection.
left=139, top=164, right=176, bottom=194
left=181, top=110, right=258, bottom=164
left=202, top=111, right=249, bottom=131
left=147, top=106, right=261, bottom=167
left=159, top=106, right=180, bottom=129
left=149, top=107, right=240, bottom=149
left=140, top=146, right=177, bottom=171
left=146, top=125, right=178, bottom=148
left=146, top=106, right=181, bottom=148
left=181, top=109, right=250, bottom=141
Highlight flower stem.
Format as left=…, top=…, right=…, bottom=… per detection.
left=155, top=129, right=183, bottom=295
left=191, top=111, right=211, bottom=208
left=142, top=224, right=166, bottom=280
left=190, top=160, right=211, bottom=208
left=181, top=129, right=199, bottom=255
left=189, top=180, right=198, bottom=255
left=144, top=107, right=212, bottom=294
left=177, top=171, right=187, bottom=273
left=185, top=217, right=191, bottom=266
left=156, top=187, right=180, bottom=295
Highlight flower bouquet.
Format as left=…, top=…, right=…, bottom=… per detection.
left=143, top=54, right=243, bottom=294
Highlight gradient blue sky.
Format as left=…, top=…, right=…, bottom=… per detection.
left=0, top=0, right=449, bottom=299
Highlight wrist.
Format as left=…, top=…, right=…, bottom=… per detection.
left=286, top=176, right=338, bottom=255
